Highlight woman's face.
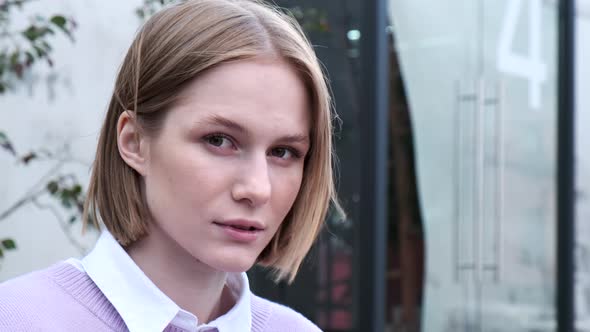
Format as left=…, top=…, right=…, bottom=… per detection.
left=141, top=57, right=310, bottom=272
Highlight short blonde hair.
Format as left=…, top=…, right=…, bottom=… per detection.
left=84, top=0, right=342, bottom=282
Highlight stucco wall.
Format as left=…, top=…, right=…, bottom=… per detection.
left=0, top=0, right=143, bottom=281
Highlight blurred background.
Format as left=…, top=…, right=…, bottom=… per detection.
left=0, top=0, right=588, bottom=331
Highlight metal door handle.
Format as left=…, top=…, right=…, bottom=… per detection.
left=475, top=79, right=485, bottom=284
left=481, top=80, right=505, bottom=283
left=454, top=80, right=479, bottom=282
left=453, top=79, right=504, bottom=283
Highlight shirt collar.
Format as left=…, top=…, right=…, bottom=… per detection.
left=82, top=230, right=252, bottom=332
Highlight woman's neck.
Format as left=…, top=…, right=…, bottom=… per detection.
left=125, top=225, right=235, bottom=323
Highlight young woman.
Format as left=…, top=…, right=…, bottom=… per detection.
left=0, top=0, right=342, bottom=331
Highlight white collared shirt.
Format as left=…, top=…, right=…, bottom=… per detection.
left=66, top=231, right=252, bottom=332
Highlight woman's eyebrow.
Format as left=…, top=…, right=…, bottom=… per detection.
left=200, top=114, right=247, bottom=134
left=199, top=114, right=309, bottom=144
left=276, top=134, right=309, bottom=145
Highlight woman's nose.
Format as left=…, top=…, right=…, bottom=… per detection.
left=231, top=154, right=271, bottom=207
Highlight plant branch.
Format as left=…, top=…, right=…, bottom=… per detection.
left=0, top=184, right=45, bottom=221
left=31, top=197, right=87, bottom=254
left=0, top=160, right=63, bottom=221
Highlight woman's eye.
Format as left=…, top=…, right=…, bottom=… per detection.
left=270, top=147, right=298, bottom=160
left=204, top=134, right=234, bottom=149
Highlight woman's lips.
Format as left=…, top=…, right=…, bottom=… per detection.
left=213, top=220, right=264, bottom=243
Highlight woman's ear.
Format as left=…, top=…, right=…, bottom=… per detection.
left=117, top=111, right=148, bottom=176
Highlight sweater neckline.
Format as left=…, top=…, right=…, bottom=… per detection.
left=45, top=262, right=274, bottom=332
left=47, top=262, right=128, bottom=331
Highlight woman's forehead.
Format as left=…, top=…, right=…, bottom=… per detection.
left=168, top=58, right=312, bottom=134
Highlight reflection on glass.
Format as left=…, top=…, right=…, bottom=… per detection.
left=388, top=0, right=558, bottom=331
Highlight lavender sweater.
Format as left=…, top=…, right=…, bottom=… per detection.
left=0, top=263, right=321, bottom=331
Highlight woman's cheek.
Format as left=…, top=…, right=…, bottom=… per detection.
left=278, top=171, right=304, bottom=208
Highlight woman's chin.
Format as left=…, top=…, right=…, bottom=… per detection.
left=199, top=252, right=259, bottom=274
left=210, top=260, right=255, bottom=274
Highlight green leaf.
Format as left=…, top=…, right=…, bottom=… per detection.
left=0, top=131, right=16, bottom=155
left=61, top=197, right=72, bottom=208
left=72, top=184, right=82, bottom=196
left=24, top=51, right=34, bottom=66
left=135, top=8, right=145, bottom=19
left=60, top=189, right=71, bottom=200
left=47, top=181, right=59, bottom=194
left=9, top=51, right=19, bottom=66
left=23, top=25, right=40, bottom=41
left=0, top=248, right=3, bottom=258
left=33, top=45, right=46, bottom=57
left=50, top=15, right=66, bottom=29
left=40, top=41, right=52, bottom=51
left=1, top=239, right=16, bottom=250
left=43, top=27, right=54, bottom=36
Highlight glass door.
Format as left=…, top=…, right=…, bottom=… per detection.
left=478, top=1, right=557, bottom=331
left=388, top=0, right=558, bottom=330
left=387, top=0, right=479, bottom=330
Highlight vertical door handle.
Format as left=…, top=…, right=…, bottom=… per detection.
left=475, top=78, right=485, bottom=284
left=482, top=80, right=505, bottom=283
left=454, top=79, right=505, bottom=284
left=454, top=80, right=478, bottom=282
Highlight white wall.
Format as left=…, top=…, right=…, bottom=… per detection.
left=0, top=0, right=143, bottom=281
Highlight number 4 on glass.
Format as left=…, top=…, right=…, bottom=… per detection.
left=497, top=0, right=547, bottom=110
